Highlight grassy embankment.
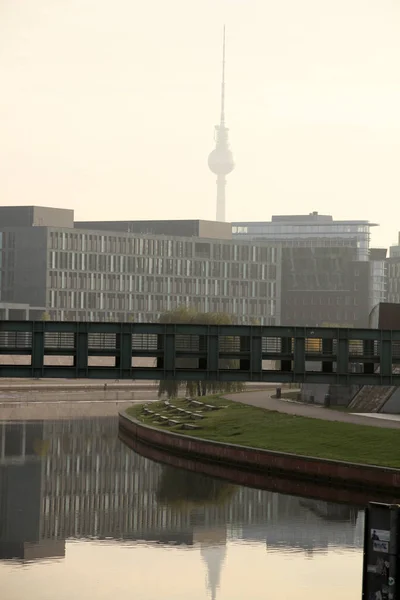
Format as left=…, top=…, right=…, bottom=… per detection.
left=127, top=396, right=400, bottom=469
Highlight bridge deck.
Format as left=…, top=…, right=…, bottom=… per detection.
left=0, top=321, right=399, bottom=385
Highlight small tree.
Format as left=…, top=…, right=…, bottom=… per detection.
left=40, top=311, right=50, bottom=321
left=158, top=306, right=245, bottom=398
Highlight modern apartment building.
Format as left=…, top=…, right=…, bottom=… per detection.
left=233, top=212, right=385, bottom=327
left=0, top=206, right=281, bottom=324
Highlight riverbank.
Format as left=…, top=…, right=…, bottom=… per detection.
left=119, top=428, right=400, bottom=506
left=127, top=396, right=400, bottom=468
left=119, top=394, right=400, bottom=492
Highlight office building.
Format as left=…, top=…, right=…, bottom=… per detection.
left=233, top=212, right=375, bottom=260
left=233, top=212, right=385, bottom=327
left=0, top=206, right=280, bottom=325
left=368, top=248, right=387, bottom=317
left=387, top=233, right=400, bottom=305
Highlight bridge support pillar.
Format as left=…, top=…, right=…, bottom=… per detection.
left=250, top=335, right=262, bottom=378
left=164, top=330, right=176, bottom=373
left=205, top=333, right=219, bottom=376
left=116, top=325, right=132, bottom=376
left=32, top=322, right=44, bottom=378
left=74, top=327, right=88, bottom=376
left=198, top=335, right=207, bottom=371
left=337, top=334, right=349, bottom=377
left=363, top=339, right=375, bottom=375
left=240, top=336, right=250, bottom=371
left=322, top=338, right=333, bottom=373
left=294, top=336, right=305, bottom=378
left=380, top=333, right=393, bottom=381
left=156, top=334, right=164, bottom=370
left=281, top=337, right=292, bottom=372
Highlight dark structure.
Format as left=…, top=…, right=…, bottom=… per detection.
left=370, top=303, right=400, bottom=329
left=362, top=503, right=399, bottom=600
left=0, top=320, right=399, bottom=384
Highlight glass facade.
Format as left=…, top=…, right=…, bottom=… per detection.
left=369, top=260, right=387, bottom=312
left=282, top=247, right=357, bottom=292
left=43, top=228, right=280, bottom=325
left=279, top=246, right=371, bottom=327
left=387, top=241, right=400, bottom=304
left=232, top=216, right=376, bottom=262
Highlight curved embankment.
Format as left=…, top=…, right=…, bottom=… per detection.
left=118, top=426, right=400, bottom=506
left=119, top=410, right=400, bottom=493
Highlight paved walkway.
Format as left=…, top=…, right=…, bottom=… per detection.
left=0, top=390, right=159, bottom=421
left=0, top=401, right=139, bottom=421
left=225, top=390, right=400, bottom=430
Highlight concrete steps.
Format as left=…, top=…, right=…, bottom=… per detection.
left=348, top=385, right=396, bottom=413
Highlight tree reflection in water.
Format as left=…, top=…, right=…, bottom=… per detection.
left=157, top=466, right=236, bottom=510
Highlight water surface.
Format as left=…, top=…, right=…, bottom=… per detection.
left=1, top=417, right=364, bottom=599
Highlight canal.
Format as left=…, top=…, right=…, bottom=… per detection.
left=1, top=416, right=364, bottom=599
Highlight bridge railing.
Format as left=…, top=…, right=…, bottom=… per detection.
left=0, top=321, right=399, bottom=384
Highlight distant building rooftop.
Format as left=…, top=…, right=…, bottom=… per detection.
left=0, top=207, right=235, bottom=240
left=74, top=219, right=232, bottom=239
left=0, top=206, right=74, bottom=228
left=232, top=212, right=377, bottom=262
left=234, top=212, right=378, bottom=227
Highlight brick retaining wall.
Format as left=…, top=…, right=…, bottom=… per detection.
left=119, top=429, right=400, bottom=505
left=119, top=411, right=400, bottom=492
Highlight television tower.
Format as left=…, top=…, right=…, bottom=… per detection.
left=208, top=26, right=235, bottom=222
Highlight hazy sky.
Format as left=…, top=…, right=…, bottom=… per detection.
left=1, top=0, right=400, bottom=247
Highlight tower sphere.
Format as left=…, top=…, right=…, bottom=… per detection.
left=208, top=147, right=235, bottom=175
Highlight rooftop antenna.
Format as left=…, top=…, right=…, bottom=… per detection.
left=220, top=25, right=226, bottom=127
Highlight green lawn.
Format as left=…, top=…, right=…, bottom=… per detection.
left=127, top=396, right=400, bottom=469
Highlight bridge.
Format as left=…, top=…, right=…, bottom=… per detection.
left=1, top=320, right=400, bottom=384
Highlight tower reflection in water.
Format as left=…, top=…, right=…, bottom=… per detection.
left=0, top=418, right=363, bottom=597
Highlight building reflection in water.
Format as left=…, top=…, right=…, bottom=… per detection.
left=0, top=417, right=363, bottom=597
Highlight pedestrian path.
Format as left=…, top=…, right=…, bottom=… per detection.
left=225, top=390, right=400, bottom=430
left=352, top=412, right=400, bottom=423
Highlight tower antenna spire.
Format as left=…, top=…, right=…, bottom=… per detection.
left=220, top=25, right=226, bottom=126
left=208, top=26, right=235, bottom=223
